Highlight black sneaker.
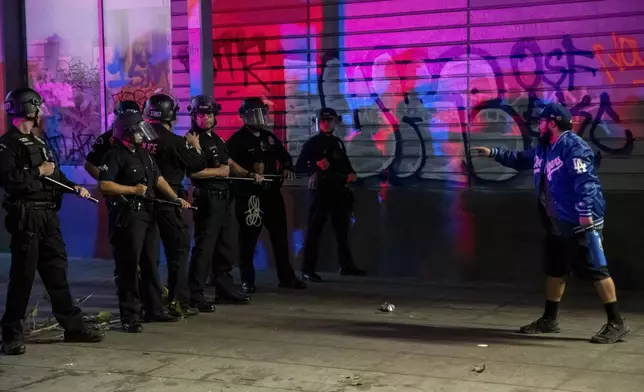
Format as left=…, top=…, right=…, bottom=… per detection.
left=64, top=329, right=105, bottom=343
left=1, top=340, right=26, bottom=355
left=590, top=320, right=631, bottom=344
left=519, top=317, right=561, bottom=334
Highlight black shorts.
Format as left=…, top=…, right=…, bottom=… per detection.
left=543, top=231, right=610, bottom=281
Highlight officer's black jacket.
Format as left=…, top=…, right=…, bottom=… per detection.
left=227, top=125, right=293, bottom=193
left=146, top=124, right=206, bottom=190
left=85, top=130, right=114, bottom=167
left=187, top=129, right=230, bottom=191
left=295, top=132, right=355, bottom=187
left=98, top=142, right=160, bottom=199
left=0, top=126, right=77, bottom=202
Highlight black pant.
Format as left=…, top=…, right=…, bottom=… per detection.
left=109, top=205, right=163, bottom=323
left=188, top=190, right=236, bottom=305
left=158, top=204, right=190, bottom=307
left=235, top=190, right=297, bottom=284
left=302, top=188, right=354, bottom=273
left=1, top=207, right=85, bottom=342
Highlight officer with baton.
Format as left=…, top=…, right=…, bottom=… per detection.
left=142, top=93, right=205, bottom=317
left=98, top=111, right=191, bottom=332
left=227, top=97, right=306, bottom=293
left=186, top=95, right=253, bottom=309
left=0, top=88, right=104, bottom=355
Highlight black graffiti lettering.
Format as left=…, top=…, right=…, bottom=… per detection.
left=510, top=38, right=544, bottom=92
left=560, top=35, right=597, bottom=91
left=213, top=31, right=270, bottom=93
left=587, top=93, right=634, bottom=155
left=44, top=132, right=96, bottom=166
left=111, top=89, right=157, bottom=111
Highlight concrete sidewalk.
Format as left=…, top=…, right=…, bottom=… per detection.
left=1, top=257, right=643, bottom=391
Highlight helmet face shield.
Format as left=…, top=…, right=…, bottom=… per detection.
left=242, top=107, right=267, bottom=126
left=133, top=121, right=159, bottom=142
left=314, top=114, right=339, bottom=133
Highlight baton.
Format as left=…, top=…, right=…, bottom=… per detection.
left=142, top=196, right=198, bottom=211
left=224, top=176, right=274, bottom=182
left=43, top=177, right=99, bottom=203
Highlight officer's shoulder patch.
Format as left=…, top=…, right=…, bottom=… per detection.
left=99, top=164, right=108, bottom=172
left=95, top=137, right=104, bottom=145
left=0, top=143, right=6, bottom=152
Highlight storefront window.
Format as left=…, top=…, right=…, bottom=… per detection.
left=102, top=1, right=172, bottom=126
left=25, top=0, right=101, bottom=165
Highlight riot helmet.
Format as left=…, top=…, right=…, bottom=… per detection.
left=188, top=95, right=221, bottom=131
left=239, top=97, right=268, bottom=128
left=114, top=100, right=140, bottom=116
left=143, top=93, right=179, bottom=123
left=313, top=107, right=341, bottom=134
left=112, top=112, right=159, bottom=145
left=4, top=88, right=43, bottom=127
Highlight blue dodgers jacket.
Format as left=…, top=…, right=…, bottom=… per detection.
left=490, top=131, right=605, bottom=235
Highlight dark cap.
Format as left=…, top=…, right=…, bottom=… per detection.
left=317, top=107, right=339, bottom=118
left=540, top=103, right=573, bottom=130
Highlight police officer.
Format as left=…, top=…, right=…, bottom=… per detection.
left=84, top=100, right=141, bottom=179
left=471, top=102, right=629, bottom=344
left=296, top=107, right=367, bottom=282
left=227, top=97, right=306, bottom=293
left=187, top=95, right=251, bottom=308
left=142, top=93, right=205, bottom=317
left=0, top=88, right=104, bottom=355
left=98, top=111, right=190, bottom=332
left=85, top=100, right=140, bottom=292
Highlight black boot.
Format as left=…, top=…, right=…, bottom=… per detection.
left=241, top=282, right=256, bottom=293
left=338, top=266, right=367, bottom=276
left=121, top=322, right=143, bottom=333
left=64, top=329, right=105, bottom=343
left=1, top=340, right=26, bottom=355
left=278, top=279, right=307, bottom=289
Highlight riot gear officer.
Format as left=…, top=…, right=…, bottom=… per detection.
left=0, top=88, right=104, bottom=355
left=85, top=100, right=141, bottom=293
left=186, top=95, right=251, bottom=307
left=227, top=97, right=306, bottom=293
left=142, top=93, right=205, bottom=317
left=85, top=100, right=141, bottom=179
left=296, top=107, right=367, bottom=282
left=98, top=111, right=190, bottom=332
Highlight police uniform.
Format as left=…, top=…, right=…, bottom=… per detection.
left=227, top=120, right=306, bottom=293
left=296, top=107, right=366, bottom=281
left=85, top=100, right=141, bottom=290
left=86, top=130, right=115, bottom=169
left=98, top=112, right=179, bottom=332
left=0, top=87, right=103, bottom=355
left=187, top=129, right=248, bottom=306
left=143, top=94, right=206, bottom=315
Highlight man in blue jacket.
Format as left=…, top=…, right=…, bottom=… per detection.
left=470, top=102, right=629, bottom=344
